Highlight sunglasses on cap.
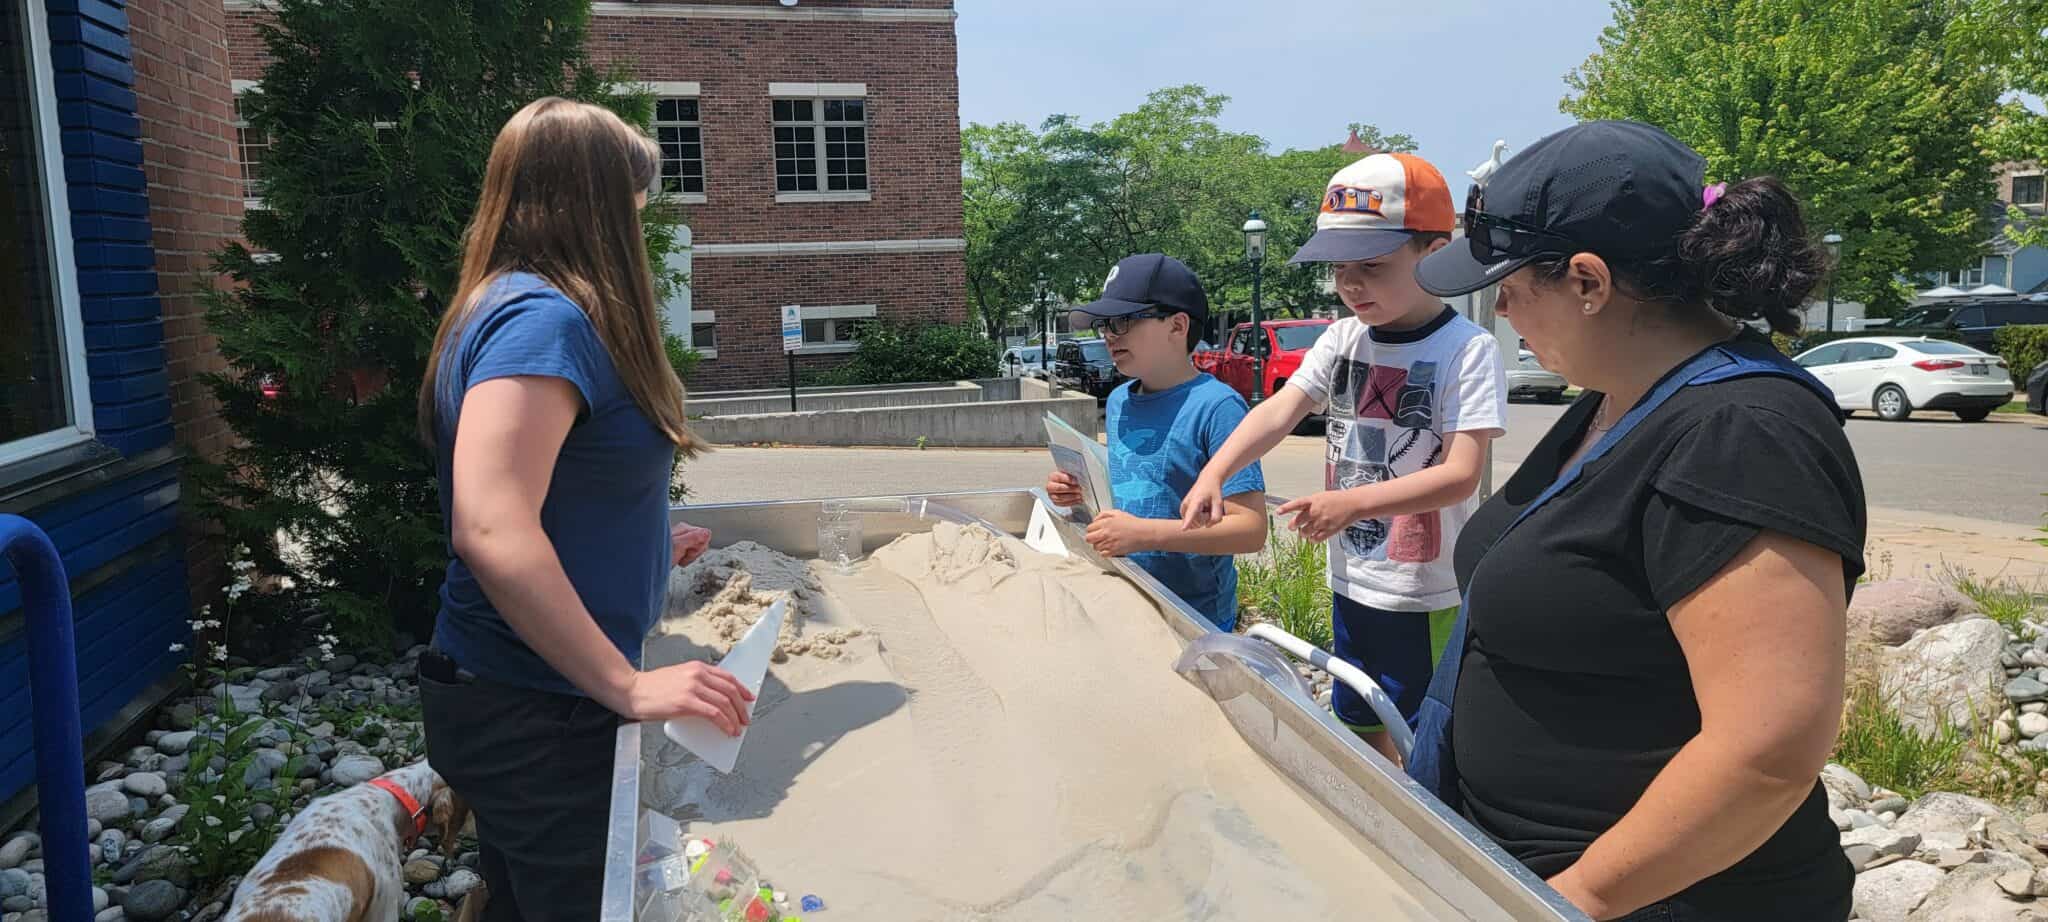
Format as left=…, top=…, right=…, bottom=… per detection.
left=1073, top=308, right=1173, bottom=337
left=1462, top=185, right=1580, bottom=264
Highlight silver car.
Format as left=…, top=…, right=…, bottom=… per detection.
left=1508, top=349, right=1568, bottom=403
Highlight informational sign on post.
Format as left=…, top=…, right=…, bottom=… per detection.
left=781, top=305, right=802, bottom=412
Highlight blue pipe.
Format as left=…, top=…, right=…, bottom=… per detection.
left=0, top=515, right=92, bottom=922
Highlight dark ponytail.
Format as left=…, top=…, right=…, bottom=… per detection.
left=1678, top=177, right=1829, bottom=334
left=1532, top=176, right=1831, bottom=334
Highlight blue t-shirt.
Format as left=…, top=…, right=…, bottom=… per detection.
left=1105, top=374, right=1265, bottom=631
left=430, top=273, right=675, bottom=695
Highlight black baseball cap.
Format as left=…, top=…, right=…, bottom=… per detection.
left=1416, top=120, right=1710, bottom=297
left=1070, top=253, right=1209, bottom=325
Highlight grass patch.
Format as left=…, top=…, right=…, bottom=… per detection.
left=1947, top=565, right=2046, bottom=636
left=1237, top=521, right=1333, bottom=650
left=1994, top=399, right=2030, bottom=415
left=1833, top=683, right=1974, bottom=800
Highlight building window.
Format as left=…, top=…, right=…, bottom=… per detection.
left=653, top=97, right=704, bottom=197
left=796, top=305, right=876, bottom=353
left=1948, top=265, right=1986, bottom=288
left=772, top=97, right=868, bottom=199
left=687, top=311, right=717, bottom=356
left=2015, top=175, right=2045, bottom=208
left=0, top=0, right=92, bottom=462
left=232, top=82, right=269, bottom=205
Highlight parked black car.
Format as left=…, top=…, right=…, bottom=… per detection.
left=1887, top=297, right=2048, bottom=352
left=1055, top=339, right=1123, bottom=398
left=2028, top=359, right=2048, bottom=416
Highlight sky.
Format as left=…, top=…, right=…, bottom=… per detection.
left=955, top=0, right=1620, bottom=179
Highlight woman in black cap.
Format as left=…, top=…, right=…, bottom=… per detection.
left=1407, top=120, right=1863, bottom=921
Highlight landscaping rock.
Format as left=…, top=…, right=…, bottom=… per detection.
left=249, top=804, right=275, bottom=826
left=2028, top=702, right=2048, bottom=715
left=96, top=830, right=125, bottom=865
left=120, top=774, right=165, bottom=799
left=1872, top=796, right=1911, bottom=817
left=2026, top=649, right=2048, bottom=669
left=260, top=682, right=297, bottom=704
left=330, top=754, right=384, bottom=787
left=166, top=705, right=198, bottom=732
left=1843, top=827, right=1921, bottom=869
left=1882, top=620, right=2009, bottom=736
left=442, top=869, right=482, bottom=899
left=214, top=684, right=261, bottom=714
left=139, top=810, right=183, bottom=845
left=1998, top=720, right=2018, bottom=743
left=92, top=887, right=108, bottom=913
left=404, top=858, right=442, bottom=886
left=0, top=838, right=26, bottom=871
left=121, top=881, right=182, bottom=922
left=1907, top=850, right=2041, bottom=922
left=326, top=654, right=357, bottom=673
left=242, top=750, right=288, bottom=787
left=1850, top=580, right=1980, bottom=646
left=1824, top=764, right=1874, bottom=806
left=3, top=896, right=29, bottom=913
left=153, top=733, right=195, bottom=757
left=2012, top=676, right=2048, bottom=705
left=83, top=785, right=130, bottom=824
left=1855, top=858, right=1948, bottom=922
left=0, top=872, right=26, bottom=901
left=2020, top=713, right=2048, bottom=738
left=1844, top=809, right=1881, bottom=829
left=112, top=847, right=191, bottom=888
left=97, top=908, right=125, bottom=922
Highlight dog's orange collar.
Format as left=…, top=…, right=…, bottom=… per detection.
left=369, top=777, right=428, bottom=841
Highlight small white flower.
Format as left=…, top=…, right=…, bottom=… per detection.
left=210, top=642, right=230, bottom=663
left=168, top=643, right=186, bottom=653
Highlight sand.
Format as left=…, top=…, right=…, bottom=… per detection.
left=641, top=523, right=1457, bottom=920
left=662, top=541, right=862, bottom=663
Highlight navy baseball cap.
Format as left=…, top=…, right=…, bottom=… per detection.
left=1071, top=253, right=1209, bottom=324
left=1417, top=120, right=1709, bottom=297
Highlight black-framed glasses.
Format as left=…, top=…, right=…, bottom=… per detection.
left=1075, top=307, right=1172, bottom=337
left=1463, top=185, right=1579, bottom=264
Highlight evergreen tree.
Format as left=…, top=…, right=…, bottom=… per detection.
left=195, top=0, right=686, bottom=649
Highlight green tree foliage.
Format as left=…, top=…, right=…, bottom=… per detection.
left=807, top=321, right=1001, bottom=386
left=1953, top=0, right=2048, bottom=249
left=963, top=86, right=1378, bottom=340
left=1563, top=0, right=2007, bottom=316
left=194, top=0, right=685, bottom=649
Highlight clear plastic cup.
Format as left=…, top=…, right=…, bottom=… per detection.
left=816, top=500, right=863, bottom=572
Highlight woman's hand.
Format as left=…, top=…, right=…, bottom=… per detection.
left=1045, top=471, right=1085, bottom=509
left=623, top=662, right=755, bottom=734
left=671, top=522, right=711, bottom=567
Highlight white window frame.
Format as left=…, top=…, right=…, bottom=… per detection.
left=684, top=310, right=717, bottom=358
left=795, top=304, right=876, bottom=354
left=2, top=0, right=95, bottom=466
left=770, top=83, right=870, bottom=204
left=231, top=79, right=268, bottom=210
left=2013, top=173, right=2045, bottom=209
left=645, top=81, right=707, bottom=205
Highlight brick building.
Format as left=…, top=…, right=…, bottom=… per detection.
left=3, top=0, right=242, bottom=812
left=224, top=0, right=968, bottom=390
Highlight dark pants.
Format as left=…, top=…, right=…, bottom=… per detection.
left=421, top=653, right=620, bottom=922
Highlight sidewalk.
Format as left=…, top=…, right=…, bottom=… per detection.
left=682, top=444, right=2048, bottom=586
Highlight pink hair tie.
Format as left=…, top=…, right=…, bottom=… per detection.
left=1702, top=182, right=1728, bottom=210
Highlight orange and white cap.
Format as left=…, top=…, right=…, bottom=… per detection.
left=1289, top=152, right=1456, bottom=264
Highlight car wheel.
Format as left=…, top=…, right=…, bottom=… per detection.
left=1874, top=385, right=1912, bottom=422
left=1955, top=408, right=1993, bottom=422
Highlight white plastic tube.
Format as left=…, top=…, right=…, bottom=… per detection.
left=1246, top=623, right=1415, bottom=760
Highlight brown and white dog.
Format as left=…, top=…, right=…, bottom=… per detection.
left=225, top=759, right=471, bottom=922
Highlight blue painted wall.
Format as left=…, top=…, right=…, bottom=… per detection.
left=0, top=0, right=192, bottom=806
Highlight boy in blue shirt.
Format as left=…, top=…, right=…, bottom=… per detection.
left=1045, top=253, right=1267, bottom=630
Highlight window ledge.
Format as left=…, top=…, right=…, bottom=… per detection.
left=776, top=191, right=872, bottom=204
left=694, top=348, right=719, bottom=360
left=672, top=193, right=708, bottom=205
left=795, top=343, right=859, bottom=355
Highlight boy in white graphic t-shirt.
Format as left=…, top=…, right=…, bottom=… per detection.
left=1183, top=152, right=1507, bottom=763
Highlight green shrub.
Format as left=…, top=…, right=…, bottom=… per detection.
left=1237, top=522, right=1333, bottom=650
left=665, top=334, right=703, bottom=383
left=808, top=320, right=1001, bottom=386
left=1994, top=324, right=2048, bottom=388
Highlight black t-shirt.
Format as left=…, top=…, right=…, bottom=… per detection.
left=1450, top=364, right=1865, bottom=920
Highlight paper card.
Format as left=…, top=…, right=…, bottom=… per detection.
left=661, top=599, right=786, bottom=774
left=1044, top=413, right=1112, bottom=521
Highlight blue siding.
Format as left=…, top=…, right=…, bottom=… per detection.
left=2013, top=246, right=2048, bottom=294
left=0, top=548, right=190, bottom=801
left=0, top=0, right=196, bottom=807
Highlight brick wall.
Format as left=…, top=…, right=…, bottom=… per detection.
left=221, top=0, right=967, bottom=391
left=689, top=250, right=964, bottom=389
left=128, top=0, right=242, bottom=599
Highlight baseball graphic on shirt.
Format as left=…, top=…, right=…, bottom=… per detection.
left=1322, top=357, right=1449, bottom=563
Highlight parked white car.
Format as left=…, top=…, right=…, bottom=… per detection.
left=1793, top=336, right=2012, bottom=422
left=1508, top=349, right=1568, bottom=403
left=1001, top=345, right=1053, bottom=379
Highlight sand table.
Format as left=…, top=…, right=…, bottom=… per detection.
left=642, top=522, right=1454, bottom=920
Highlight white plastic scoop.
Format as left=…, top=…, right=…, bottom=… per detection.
left=661, top=598, right=787, bottom=773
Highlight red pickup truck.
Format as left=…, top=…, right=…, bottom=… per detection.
left=1195, top=318, right=1334, bottom=403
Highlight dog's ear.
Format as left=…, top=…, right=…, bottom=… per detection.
left=430, top=784, right=471, bottom=859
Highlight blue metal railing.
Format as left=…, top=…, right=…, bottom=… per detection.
left=0, top=514, right=91, bottom=922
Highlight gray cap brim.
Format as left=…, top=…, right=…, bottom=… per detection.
left=1288, top=227, right=1415, bottom=265
left=1415, top=237, right=1535, bottom=297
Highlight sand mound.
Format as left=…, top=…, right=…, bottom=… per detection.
left=661, top=541, right=860, bottom=662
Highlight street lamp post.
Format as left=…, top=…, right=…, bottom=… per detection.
left=1822, top=232, right=1844, bottom=333
left=1243, top=210, right=1268, bottom=404
left=1035, top=274, right=1051, bottom=371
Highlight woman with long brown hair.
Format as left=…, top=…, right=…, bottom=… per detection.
left=416, top=97, right=750, bottom=920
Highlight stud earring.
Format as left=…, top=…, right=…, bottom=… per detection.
left=1582, top=303, right=1596, bottom=315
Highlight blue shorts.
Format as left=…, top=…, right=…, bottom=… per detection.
left=1329, top=596, right=1459, bottom=732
